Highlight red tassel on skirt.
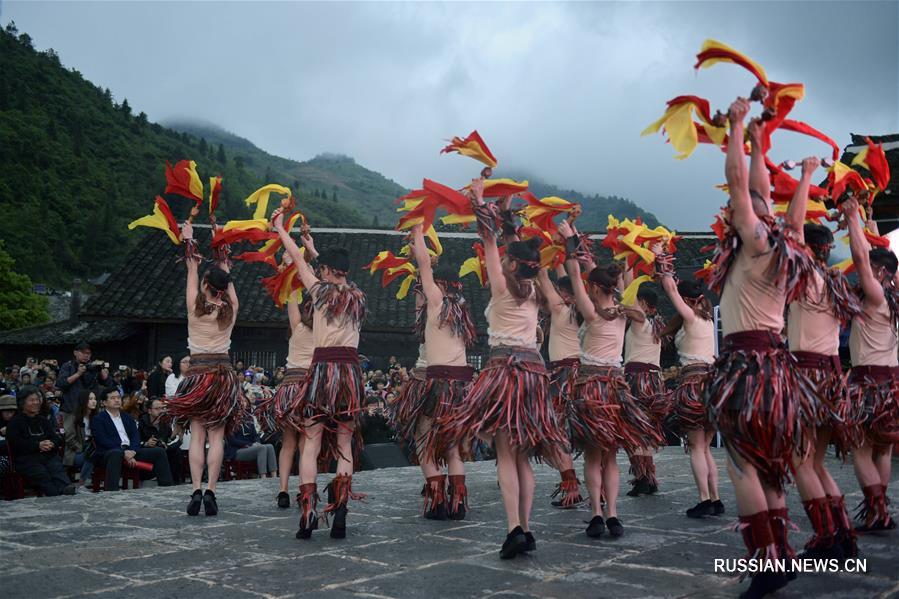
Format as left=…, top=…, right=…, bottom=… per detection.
left=667, top=363, right=713, bottom=442
left=440, top=346, right=566, bottom=459
left=389, top=368, right=428, bottom=465
left=298, top=347, right=364, bottom=467
left=706, top=331, right=804, bottom=492
left=254, top=367, right=307, bottom=434
left=624, top=362, right=669, bottom=438
left=167, top=353, right=246, bottom=435
left=549, top=358, right=579, bottom=449
left=844, top=365, right=899, bottom=450
left=570, top=365, right=663, bottom=453
left=791, top=352, right=852, bottom=459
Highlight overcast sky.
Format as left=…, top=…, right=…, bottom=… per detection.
left=5, top=1, right=898, bottom=229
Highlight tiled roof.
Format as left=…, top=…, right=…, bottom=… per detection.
left=80, top=227, right=716, bottom=330
left=0, top=319, right=140, bottom=347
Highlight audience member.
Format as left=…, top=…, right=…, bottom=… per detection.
left=139, top=398, right=182, bottom=483
left=0, top=394, right=16, bottom=476
left=146, top=355, right=172, bottom=400
left=225, top=409, right=276, bottom=477
left=63, top=389, right=98, bottom=486
left=6, top=386, right=76, bottom=496
left=92, top=388, right=173, bottom=491
left=56, top=342, right=110, bottom=413
left=165, top=355, right=190, bottom=398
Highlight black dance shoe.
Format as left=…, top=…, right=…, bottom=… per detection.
left=277, top=491, right=290, bottom=509
left=202, top=489, right=218, bottom=516
left=739, top=572, right=790, bottom=599
left=586, top=516, right=606, bottom=538
left=711, top=499, right=725, bottom=515
left=187, top=489, right=202, bottom=516
left=330, top=506, right=348, bottom=539
left=606, top=517, right=624, bottom=537
left=523, top=531, right=536, bottom=552
left=500, top=526, right=528, bottom=559
left=686, top=499, right=713, bottom=518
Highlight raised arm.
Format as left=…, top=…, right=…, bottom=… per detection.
left=660, top=275, right=695, bottom=323
left=559, top=220, right=597, bottom=321
left=536, top=268, right=563, bottom=314
left=410, top=225, right=442, bottom=307
left=842, top=197, right=884, bottom=306
left=182, top=221, right=199, bottom=309
left=747, top=118, right=771, bottom=202
left=286, top=293, right=300, bottom=332
left=470, top=178, right=507, bottom=296
left=785, top=157, right=819, bottom=241
left=273, top=212, right=319, bottom=291
left=725, top=99, right=767, bottom=254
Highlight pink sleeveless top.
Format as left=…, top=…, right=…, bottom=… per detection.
left=719, top=245, right=785, bottom=336
left=187, top=310, right=234, bottom=354
left=849, top=300, right=898, bottom=367
left=286, top=322, right=314, bottom=369
left=581, top=313, right=626, bottom=366
left=548, top=304, right=581, bottom=362
left=311, top=284, right=361, bottom=349
left=788, top=269, right=839, bottom=355
left=425, top=297, right=467, bottom=367
left=485, top=284, right=538, bottom=349
left=624, top=319, right=660, bottom=366
left=675, top=318, right=715, bottom=365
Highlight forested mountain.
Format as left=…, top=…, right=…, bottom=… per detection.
left=1, top=22, right=660, bottom=289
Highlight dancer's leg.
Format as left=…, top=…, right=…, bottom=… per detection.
left=205, top=426, right=225, bottom=492
left=494, top=432, right=522, bottom=532
left=812, top=427, right=840, bottom=498
left=705, top=430, right=720, bottom=501
left=583, top=447, right=604, bottom=517
left=445, top=445, right=464, bottom=477
left=188, top=421, right=208, bottom=492
left=515, top=449, right=534, bottom=531
left=688, top=429, right=711, bottom=501
left=725, top=451, right=768, bottom=516
left=414, top=416, right=440, bottom=479
left=335, top=422, right=355, bottom=476
left=602, top=450, right=620, bottom=518
left=279, top=429, right=297, bottom=493
left=300, top=421, right=323, bottom=484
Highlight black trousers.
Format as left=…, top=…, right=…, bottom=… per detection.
left=97, top=447, right=173, bottom=491
left=15, top=453, right=70, bottom=496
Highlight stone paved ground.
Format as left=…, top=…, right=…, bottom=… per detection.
left=1, top=449, right=897, bottom=599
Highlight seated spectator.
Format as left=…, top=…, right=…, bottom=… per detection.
left=225, top=409, right=276, bottom=477
left=63, top=389, right=98, bottom=486
left=19, top=371, right=33, bottom=387
left=360, top=398, right=393, bottom=444
left=165, top=356, right=190, bottom=398
left=110, top=370, right=125, bottom=396
left=0, top=394, right=17, bottom=476
left=6, top=386, right=76, bottom=496
left=40, top=368, right=57, bottom=395
left=121, top=393, right=143, bottom=419
left=146, top=355, right=172, bottom=400
left=387, top=355, right=400, bottom=373
left=92, top=387, right=173, bottom=491
left=139, top=398, right=182, bottom=484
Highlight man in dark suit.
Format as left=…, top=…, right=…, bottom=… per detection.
left=92, top=387, right=173, bottom=491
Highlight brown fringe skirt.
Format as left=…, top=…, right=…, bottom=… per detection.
left=569, top=365, right=664, bottom=453
left=844, top=365, right=899, bottom=450
left=667, top=363, right=714, bottom=440
left=624, top=362, right=670, bottom=437
left=792, top=352, right=850, bottom=459
left=417, top=365, right=475, bottom=466
left=440, top=346, right=566, bottom=459
left=254, top=367, right=308, bottom=434
left=167, top=353, right=246, bottom=435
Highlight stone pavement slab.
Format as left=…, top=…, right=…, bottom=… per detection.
left=0, top=449, right=896, bottom=598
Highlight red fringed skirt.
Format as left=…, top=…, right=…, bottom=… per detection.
left=167, top=353, right=246, bottom=434
left=390, top=367, right=428, bottom=436
left=298, top=347, right=364, bottom=466
left=550, top=358, right=580, bottom=449
left=624, top=362, right=670, bottom=437
left=569, top=365, right=664, bottom=453
left=844, top=365, right=899, bottom=450
left=254, top=367, right=308, bottom=434
left=417, top=365, right=475, bottom=466
left=792, top=352, right=850, bottom=458
left=667, top=363, right=713, bottom=440
left=706, top=331, right=810, bottom=491
left=441, top=346, right=566, bottom=459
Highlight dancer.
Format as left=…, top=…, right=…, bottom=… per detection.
left=621, top=281, right=666, bottom=497
left=841, top=196, right=898, bottom=533
left=704, top=103, right=813, bottom=599
left=167, top=221, right=245, bottom=517
left=399, top=224, right=477, bottom=520
left=274, top=211, right=366, bottom=540
left=444, top=178, right=566, bottom=559
left=782, top=158, right=863, bottom=557
left=653, top=250, right=722, bottom=518
left=559, top=219, right=662, bottom=539
left=255, top=271, right=315, bottom=509
left=536, top=266, right=585, bottom=509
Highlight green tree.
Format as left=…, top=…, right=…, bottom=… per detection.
left=0, top=242, right=49, bottom=330
left=217, top=143, right=226, bottom=163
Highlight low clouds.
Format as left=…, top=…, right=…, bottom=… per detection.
left=6, top=1, right=897, bottom=229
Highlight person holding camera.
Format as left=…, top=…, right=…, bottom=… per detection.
left=139, top=398, right=182, bottom=484
left=56, top=342, right=112, bottom=414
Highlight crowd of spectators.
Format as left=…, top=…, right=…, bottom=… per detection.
left=0, top=345, right=436, bottom=500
